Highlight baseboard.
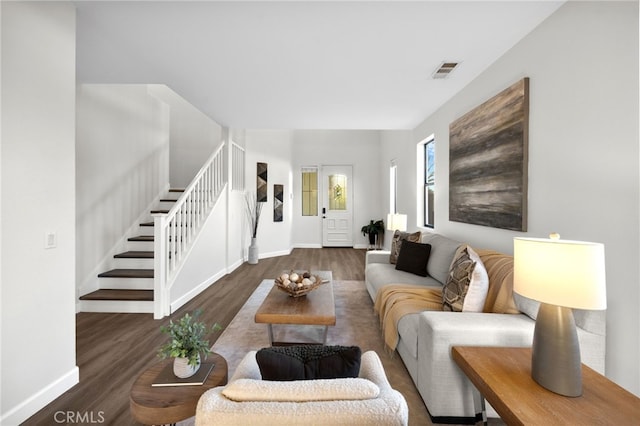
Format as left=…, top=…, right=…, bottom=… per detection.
left=226, top=258, right=243, bottom=274
left=258, top=248, right=292, bottom=260
left=170, top=270, right=226, bottom=314
left=1, top=366, right=79, bottom=426
left=292, top=243, right=322, bottom=249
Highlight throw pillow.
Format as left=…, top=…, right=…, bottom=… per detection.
left=395, top=240, right=432, bottom=277
left=389, top=230, right=421, bottom=264
left=256, top=345, right=361, bottom=381
left=442, top=245, right=489, bottom=312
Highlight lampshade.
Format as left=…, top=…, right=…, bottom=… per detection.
left=513, top=236, right=606, bottom=310
left=386, top=213, right=407, bottom=232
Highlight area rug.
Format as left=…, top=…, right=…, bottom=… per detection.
left=208, top=279, right=431, bottom=425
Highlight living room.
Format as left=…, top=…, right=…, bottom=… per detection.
left=1, top=1, right=638, bottom=425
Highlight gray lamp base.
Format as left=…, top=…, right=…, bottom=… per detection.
left=531, top=303, right=582, bottom=397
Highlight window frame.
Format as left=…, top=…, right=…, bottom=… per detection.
left=418, top=136, right=435, bottom=228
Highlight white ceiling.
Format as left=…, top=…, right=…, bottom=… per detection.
left=75, top=1, right=564, bottom=130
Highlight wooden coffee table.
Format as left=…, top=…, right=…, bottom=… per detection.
left=130, top=352, right=227, bottom=425
left=255, top=270, right=335, bottom=345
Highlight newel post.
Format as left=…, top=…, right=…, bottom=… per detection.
left=153, top=213, right=168, bottom=319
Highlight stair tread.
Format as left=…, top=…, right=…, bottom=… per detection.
left=98, top=269, right=154, bottom=278
left=169, top=188, right=185, bottom=192
left=80, top=289, right=153, bottom=301
left=150, top=209, right=170, bottom=214
left=160, top=199, right=178, bottom=202
left=114, top=251, right=154, bottom=259
left=140, top=222, right=154, bottom=227
left=129, top=235, right=154, bottom=242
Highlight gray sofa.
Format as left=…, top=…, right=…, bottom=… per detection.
left=365, top=231, right=606, bottom=423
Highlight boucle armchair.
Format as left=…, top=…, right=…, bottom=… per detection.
left=195, top=350, right=408, bottom=425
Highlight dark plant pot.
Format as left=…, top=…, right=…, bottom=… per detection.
left=368, top=233, right=376, bottom=245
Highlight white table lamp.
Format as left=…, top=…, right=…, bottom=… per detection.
left=386, top=213, right=407, bottom=232
left=513, top=233, right=606, bottom=397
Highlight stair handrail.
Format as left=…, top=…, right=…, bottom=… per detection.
left=153, top=142, right=227, bottom=319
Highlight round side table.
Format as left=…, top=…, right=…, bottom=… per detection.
left=130, top=352, right=228, bottom=425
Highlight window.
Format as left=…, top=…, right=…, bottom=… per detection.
left=389, top=161, right=397, bottom=214
left=301, top=167, right=318, bottom=216
left=423, top=138, right=435, bottom=228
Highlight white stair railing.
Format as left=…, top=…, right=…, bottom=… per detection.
left=153, top=142, right=227, bottom=319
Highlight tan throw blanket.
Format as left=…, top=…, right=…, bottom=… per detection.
left=374, top=284, right=443, bottom=352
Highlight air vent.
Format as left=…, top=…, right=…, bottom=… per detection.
left=432, top=62, right=459, bottom=79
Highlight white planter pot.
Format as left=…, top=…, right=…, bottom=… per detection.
left=173, top=354, right=201, bottom=378
left=248, top=237, right=259, bottom=264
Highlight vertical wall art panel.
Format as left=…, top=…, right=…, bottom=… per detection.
left=449, top=78, right=529, bottom=231
left=274, top=184, right=284, bottom=222
left=256, top=162, right=268, bottom=202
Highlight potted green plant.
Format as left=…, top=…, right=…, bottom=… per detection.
left=361, top=219, right=385, bottom=247
left=158, top=309, right=221, bottom=378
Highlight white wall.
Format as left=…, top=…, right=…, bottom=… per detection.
left=292, top=130, right=384, bottom=248
left=170, top=193, right=228, bottom=311
left=76, top=84, right=170, bottom=296
left=149, top=85, right=222, bottom=188
left=1, top=2, right=79, bottom=424
left=226, top=128, right=247, bottom=270
left=379, top=130, right=414, bottom=249
left=384, top=1, right=639, bottom=394
left=245, top=130, right=294, bottom=258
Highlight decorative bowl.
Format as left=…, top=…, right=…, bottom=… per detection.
left=274, top=271, right=325, bottom=297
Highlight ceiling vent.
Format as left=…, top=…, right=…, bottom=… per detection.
left=432, top=62, right=459, bottom=79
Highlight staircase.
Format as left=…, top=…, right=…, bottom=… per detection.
left=79, top=142, right=227, bottom=318
left=79, top=190, right=184, bottom=314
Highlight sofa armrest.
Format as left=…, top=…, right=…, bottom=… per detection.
left=416, top=312, right=534, bottom=418
left=359, top=351, right=392, bottom=390
left=229, top=350, right=261, bottom=382
left=365, top=250, right=391, bottom=265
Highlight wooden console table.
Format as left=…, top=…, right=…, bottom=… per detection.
left=452, top=346, right=640, bottom=425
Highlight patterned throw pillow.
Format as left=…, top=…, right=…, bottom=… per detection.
left=389, top=230, right=422, bottom=264
left=442, top=245, right=489, bottom=312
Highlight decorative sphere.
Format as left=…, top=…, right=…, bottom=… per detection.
left=289, top=273, right=299, bottom=282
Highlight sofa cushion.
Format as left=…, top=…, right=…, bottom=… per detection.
left=442, top=246, right=489, bottom=312
left=256, top=345, right=361, bottom=381
left=421, top=233, right=463, bottom=284
left=514, top=292, right=540, bottom=320
left=395, top=241, right=431, bottom=276
left=390, top=230, right=421, bottom=264
left=366, top=263, right=442, bottom=300
left=222, top=377, right=380, bottom=402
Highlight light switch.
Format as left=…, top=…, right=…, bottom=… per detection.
left=45, top=231, right=57, bottom=249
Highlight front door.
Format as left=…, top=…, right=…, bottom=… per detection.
left=321, top=165, right=354, bottom=247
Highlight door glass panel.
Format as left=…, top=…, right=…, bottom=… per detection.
left=328, top=174, right=347, bottom=211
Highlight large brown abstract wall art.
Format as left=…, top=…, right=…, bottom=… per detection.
left=449, top=78, right=529, bottom=231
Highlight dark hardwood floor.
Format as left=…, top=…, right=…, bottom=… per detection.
left=24, top=248, right=367, bottom=425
